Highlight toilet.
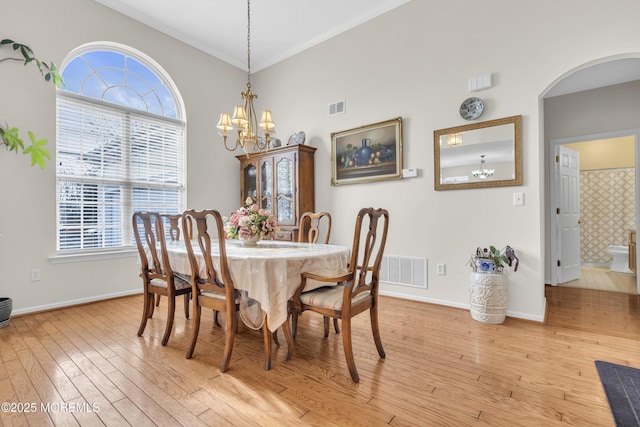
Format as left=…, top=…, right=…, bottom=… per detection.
left=606, top=245, right=632, bottom=273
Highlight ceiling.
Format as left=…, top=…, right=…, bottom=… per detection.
left=93, top=0, right=411, bottom=72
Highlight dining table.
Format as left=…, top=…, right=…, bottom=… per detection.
left=164, top=238, right=350, bottom=368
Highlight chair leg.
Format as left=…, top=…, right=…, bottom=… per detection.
left=273, top=329, right=280, bottom=346
left=220, top=309, right=236, bottom=372
left=186, top=303, right=201, bottom=359
left=161, top=295, right=176, bottom=346
left=341, top=317, right=359, bottom=383
left=148, top=293, right=156, bottom=318
left=292, top=311, right=299, bottom=339
left=282, top=315, right=294, bottom=361
left=155, top=294, right=161, bottom=307
left=370, top=303, right=386, bottom=358
left=183, top=294, right=190, bottom=319
left=137, top=291, right=152, bottom=337
left=323, top=316, right=330, bottom=338
left=262, top=318, right=272, bottom=371
left=213, top=310, right=221, bottom=327
left=333, top=318, right=340, bottom=334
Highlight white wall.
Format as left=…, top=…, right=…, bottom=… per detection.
left=3, top=0, right=640, bottom=321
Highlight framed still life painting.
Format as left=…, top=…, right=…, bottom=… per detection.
left=331, top=117, right=403, bottom=185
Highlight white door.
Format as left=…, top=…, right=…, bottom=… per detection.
left=555, top=145, right=581, bottom=283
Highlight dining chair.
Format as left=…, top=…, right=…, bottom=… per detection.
left=160, top=213, right=227, bottom=327
left=298, top=211, right=332, bottom=244
left=133, top=212, right=192, bottom=346
left=182, top=209, right=237, bottom=371
left=291, top=211, right=337, bottom=338
left=290, top=207, right=389, bottom=382
left=183, top=209, right=285, bottom=371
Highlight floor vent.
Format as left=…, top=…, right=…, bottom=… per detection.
left=380, top=255, right=427, bottom=289
left=328, top=99, right=345, bottom=116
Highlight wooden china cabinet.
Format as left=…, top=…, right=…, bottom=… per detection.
left=236, top=144, right=316, bottom=241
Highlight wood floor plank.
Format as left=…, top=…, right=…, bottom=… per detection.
left=107, top=370, right=179, bottom=426
left=69, top=374, right=128, bottom=426
left=112, top=397, right=156, bottom=427
left=3, top=359, right=55, bottom=427
left=0, top=377, right=29, bottom=427
left=108, top=354, right=209, bottom=426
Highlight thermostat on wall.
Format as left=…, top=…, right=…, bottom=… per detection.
left=402, top=168, right=417, bottom=178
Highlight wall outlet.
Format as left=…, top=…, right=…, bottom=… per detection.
left=436, top=263, right=446, bottom=275
left=31, top=269, right=41, bottom=282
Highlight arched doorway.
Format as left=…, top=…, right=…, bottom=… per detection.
left=542, top=55, right=640, bottom=294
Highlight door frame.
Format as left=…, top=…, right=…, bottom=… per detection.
left=548, top=128, right=640, bottom=292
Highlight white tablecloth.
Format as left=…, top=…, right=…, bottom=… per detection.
left=165, top=239, right=350, bottom=332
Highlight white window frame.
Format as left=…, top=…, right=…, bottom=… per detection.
left=54, top=43, right=186, bottom=258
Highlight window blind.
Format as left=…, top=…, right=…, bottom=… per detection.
left=56, top=95, right=185, bottom=251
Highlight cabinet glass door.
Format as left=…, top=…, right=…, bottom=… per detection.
left=276, top=157, right=294, bottom=224
left=242, top=164, right=257, bottom=201
left=261, top=160, right=273, bottom=212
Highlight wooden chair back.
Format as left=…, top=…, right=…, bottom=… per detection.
left=345, top=207, right=389, bottom=299
left=133, top=211, right=173, bottom=283
left=298, top=211, right=332, bottom=244
left=181, top=209, right=235, bottom=301
left=161, top=214, right=183, bottom=241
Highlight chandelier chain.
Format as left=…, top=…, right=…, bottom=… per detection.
left=246, top=0, right=251, bottom=84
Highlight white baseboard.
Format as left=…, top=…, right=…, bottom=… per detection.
left=12, top=289, right=142, bottom=316
left=378, top=290, right=546, bottom=323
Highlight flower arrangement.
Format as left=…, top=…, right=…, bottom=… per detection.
left=469, top=245, right=519, bottom=273
left=223, top=197, right=278, bottom=241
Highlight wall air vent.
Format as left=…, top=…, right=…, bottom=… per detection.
left=328, top=99, right=345, bottom=116
left=379, top=255, right=427, bottom=289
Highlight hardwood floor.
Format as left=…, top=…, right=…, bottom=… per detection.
left=558, top=265, right=637, bottom=294
left=2, top=289, right=640, bottom=426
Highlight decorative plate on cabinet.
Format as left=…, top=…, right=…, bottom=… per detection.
left=459, top=97, right=484, bottom=120
left=288, top=131, right=306, bottom=145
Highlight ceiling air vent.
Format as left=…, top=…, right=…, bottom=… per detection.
left=328, top=99, right=345, bottom=117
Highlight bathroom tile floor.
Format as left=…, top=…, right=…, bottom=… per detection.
left=560, top=265, right=636, bottom=295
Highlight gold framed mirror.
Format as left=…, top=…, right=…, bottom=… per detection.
left=434, top=115, right=522, bottom=190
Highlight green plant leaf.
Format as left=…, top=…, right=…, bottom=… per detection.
left=23, top=131, right=50, bottom=169
left=1, top=126, right=24, bottom=152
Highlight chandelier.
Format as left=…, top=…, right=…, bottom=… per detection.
left=472, top=155, right=495, bottom=180
left=217, top=0, right=275, bottom=156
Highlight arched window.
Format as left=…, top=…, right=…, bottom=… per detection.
left=56, top=43, right=186, bottom=252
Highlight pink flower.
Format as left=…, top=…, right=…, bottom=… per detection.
left=223, top=198, right=279, bottom=241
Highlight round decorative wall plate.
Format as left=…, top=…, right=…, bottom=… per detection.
left=459, top=97, right=484, bottom=120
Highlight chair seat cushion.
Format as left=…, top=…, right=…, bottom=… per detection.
left=200, top=290, right=240, bottom=303
left=150, top=274, right=191, bottom=291
left=300, top=285, right=370, bottom=310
